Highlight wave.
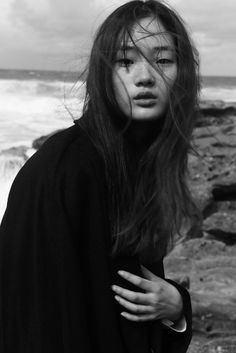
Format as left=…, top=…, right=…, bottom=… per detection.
left=0, top=78, right=84, bottom=150
left=201, top=86, right=236, bottom=103
left=0, top=152, right=28, bottom=222
left=0, top=78, right=85, bottom=98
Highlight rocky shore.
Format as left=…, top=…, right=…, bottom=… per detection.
left=1, top=100, right=236, bottom=353
left=165, top=100, right=236, bottom=353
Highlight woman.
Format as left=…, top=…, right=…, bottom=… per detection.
left=0, top=1, right=199, bottom=352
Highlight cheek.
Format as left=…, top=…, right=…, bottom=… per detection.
left=112, top=73, right=133, bottom=117
left=112, top=73, right=130, bottom=104
left=159, top=68, right=177, bottom=99
left=168, top=66, right=178, bottom=88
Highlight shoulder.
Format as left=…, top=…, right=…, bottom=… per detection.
left=34, top=124, right=101, bottom=172
left=10, top=124, right=105, bottom=191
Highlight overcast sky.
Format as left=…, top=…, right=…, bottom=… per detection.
left=0, top=0, right=236, bottom=76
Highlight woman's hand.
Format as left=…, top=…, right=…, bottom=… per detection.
left=111, top=265, right=183, bottom=322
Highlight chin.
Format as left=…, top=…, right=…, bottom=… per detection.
left=131, top=111, right=165, bottom=121
left=129, top=106, right=165, bottom=121
left=121, top=105, right=166, bottom=121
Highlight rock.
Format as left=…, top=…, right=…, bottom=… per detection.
left=199, top=100, right=236, bottom=117
left=203, top=212, right=236, bottom=245
left=193, top=125, right=220, bottom=139
left=201, top=106, right=236, bottom=118
left=165, top=238, right=230, bottom=261
left=188, top=153, right=215, bottom=217
left=216, top=200, right=236, bottom=212
left=188, top=120, right=236, bottom=241
left=32, top=130, right=62, bottom=150
left=0, top=146, right=30, bottom=182
left=0, top=146, right=29, bottom=160
left=195, top=337, right=236, bottom=353
left=212, top=184, right=236, bottom=201
left=196, top=115, right=233, bottom=127
left=169, top=102, right=236, bottom=350
left=164, top=239, right=236, bottom=336
left=199, top=100, right=231, bottom=110
left=193, top=119, right=236, bottom=157
left=188, top=181, right=215, bottom=218
left=167, top=274, right=190, bottom=289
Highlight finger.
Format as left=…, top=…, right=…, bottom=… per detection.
left=114, top=295, right=154, bottom=314
left=117, top=270, right=154, bottom=292
left=111, top=285, right=152, bottom=305
left=120, top=311, right=157, bottom=322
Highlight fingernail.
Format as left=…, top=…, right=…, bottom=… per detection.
left=118, top=270, right=125, bottom=276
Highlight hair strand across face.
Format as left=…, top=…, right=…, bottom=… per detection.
left=78, top=0, right=200, bottom=262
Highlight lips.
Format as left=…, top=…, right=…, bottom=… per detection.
left=134, top=92, right=157, bottom=100
left=133, top=92, right=157, bottom=107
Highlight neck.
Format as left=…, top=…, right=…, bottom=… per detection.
left=124, top=117, right=165, bottom=155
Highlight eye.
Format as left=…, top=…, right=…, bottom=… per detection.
left=156, top=58, right=174, bottom=65
left=116, top=58, right=133, bottom=67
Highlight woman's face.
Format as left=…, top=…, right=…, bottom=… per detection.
left=112, top=17, right=178, bottom=121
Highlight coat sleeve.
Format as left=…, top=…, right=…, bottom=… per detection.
left=147, top=258, right=192, bottom=353
left=0, top=154, right=92, bottom=352
left=0, top=142, right=123, bottom=353
left=163, top=278, right=192, bottom=352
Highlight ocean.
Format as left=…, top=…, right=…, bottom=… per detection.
left=0, top=69, right=236, bottom=220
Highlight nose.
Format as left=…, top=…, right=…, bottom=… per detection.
left=134, top=61, right=155, bottom=87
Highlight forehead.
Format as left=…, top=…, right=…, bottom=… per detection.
left=120, top=16, right=174, bottom=50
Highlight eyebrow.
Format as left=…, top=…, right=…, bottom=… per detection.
left=118, top=45, right=174, bottom=52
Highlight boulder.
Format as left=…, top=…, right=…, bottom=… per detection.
left=164, top=239, right=236, bottom=336
left=203, top=212, right=236, bottom=245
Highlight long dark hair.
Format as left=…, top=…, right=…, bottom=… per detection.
left=78, top=0, right=200, bottom=262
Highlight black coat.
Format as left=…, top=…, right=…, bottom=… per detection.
left=0, top=124, right=192, bottom=353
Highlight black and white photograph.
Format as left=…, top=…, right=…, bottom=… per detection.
left=0, top=1, right=236, bottom=352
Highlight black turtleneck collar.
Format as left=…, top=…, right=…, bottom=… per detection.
left=123, top=116, right=165, bottom=158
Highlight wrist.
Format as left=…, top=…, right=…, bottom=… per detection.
left=168, top=286, right=183, bottom=321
